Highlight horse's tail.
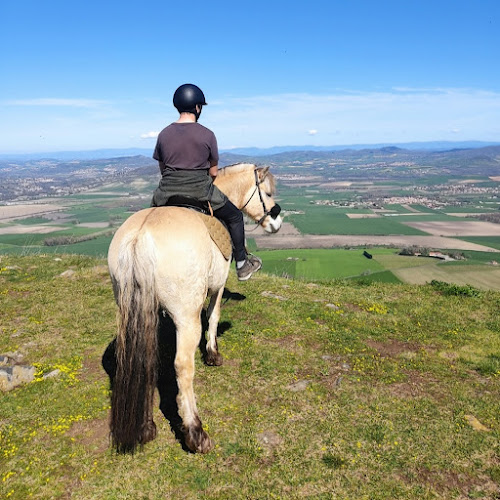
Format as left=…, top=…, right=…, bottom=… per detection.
left=110, top=231, right=159, bottom=453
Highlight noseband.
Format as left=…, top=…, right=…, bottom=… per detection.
left=241, top=169, right=281, bottom=227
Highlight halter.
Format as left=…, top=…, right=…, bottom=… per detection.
left=241, top=169, right=281, bottom=228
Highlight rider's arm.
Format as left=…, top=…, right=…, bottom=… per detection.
left=209, top=165, right=218, bottom=179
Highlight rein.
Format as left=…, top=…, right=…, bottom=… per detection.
left=241, top=169, right=281, bottom=230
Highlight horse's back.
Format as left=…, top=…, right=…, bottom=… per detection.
left=108, top=207, right=229, bottom=303
left=111, top=203, right=204, bottom=239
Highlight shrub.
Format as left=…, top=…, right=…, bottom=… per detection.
left=430, top=280, right=482, bottom=297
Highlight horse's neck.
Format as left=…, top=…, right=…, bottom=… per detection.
left=214, top=172, right=249, bottom=209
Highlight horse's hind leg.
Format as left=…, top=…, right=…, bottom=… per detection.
left=205, top=287, right=224, bottom=366
left=174, top=312, right=214, bottom=453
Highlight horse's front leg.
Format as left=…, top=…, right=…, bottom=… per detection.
left=174, top=313, right=214, bottom=453
left=205, top=287, right=224, bottom=366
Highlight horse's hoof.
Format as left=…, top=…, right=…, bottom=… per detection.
left=184, top=421, right=214, bottom=453
left=205, top=351, right=223, bottom=366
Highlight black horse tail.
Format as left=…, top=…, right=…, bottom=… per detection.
left=110, top=232, right=159, bottom=453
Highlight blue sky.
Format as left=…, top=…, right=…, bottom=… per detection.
left=1, top=0, right=499, bottom=153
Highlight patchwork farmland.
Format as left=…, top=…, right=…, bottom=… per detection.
left=1, top=147, right=500, bottom=289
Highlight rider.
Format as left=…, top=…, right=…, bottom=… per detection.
left=151, top=83, right=262, bottom=281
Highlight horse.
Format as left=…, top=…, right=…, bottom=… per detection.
left=107, top=163, right=282, bottom=454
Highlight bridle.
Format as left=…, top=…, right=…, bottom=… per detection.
left=241, top=169, right=281, bottom=228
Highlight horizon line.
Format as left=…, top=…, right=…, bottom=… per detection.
left=1, top=139, right=500, bottom=158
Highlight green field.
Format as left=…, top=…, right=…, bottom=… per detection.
left=258, top=248, right=500, bottom=290
left=0, top=234, right=115, bottom=257
left=0, top=197, right=145, bottom=257
left=286, top=209, right=429, bottom=235
left=260, top=248, right=389, bottom=280
left=455, top=236, right=500, bottom=251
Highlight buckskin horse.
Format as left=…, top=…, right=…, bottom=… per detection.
left=107, top=163, right=282, bottom=453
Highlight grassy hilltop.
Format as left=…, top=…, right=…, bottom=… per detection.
left=1, top=254, right=500, bottom=499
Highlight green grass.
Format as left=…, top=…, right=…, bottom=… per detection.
left=455, top=237, right=500, bottom=251
left=14, top=217, right=52, bottom=225
left=287, top=210, right=428, bottom=235
left=1, top=255, right=499, bottom=499
left=0, top=227, right=106, bottom=246
left=394, top=213, right=459, bottom=222
left=0, top=235, right=114, bottom=258
left=260, top=248, right=386, bottom=280
left=348, top=269, right=402, bottom=284
left=257, top=248, right=500, bottom=290
left=441, top=206, right=500, bottom=214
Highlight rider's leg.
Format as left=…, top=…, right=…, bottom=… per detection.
left=213, top=200, right=247, bottom=262
left=213, top=200, right=262, bottom=280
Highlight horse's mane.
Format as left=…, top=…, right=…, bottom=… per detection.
left=217, top=163, right=256, bottom=176
left=218, top=163, right=276, bottom=194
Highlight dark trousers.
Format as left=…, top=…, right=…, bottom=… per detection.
left=213, top=200, right=246, bottom=262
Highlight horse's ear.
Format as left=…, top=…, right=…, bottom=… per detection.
left=257, top=166, right=270, bottom=181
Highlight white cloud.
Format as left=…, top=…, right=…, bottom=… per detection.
left=1, top=88, right=499, bottom=152
left=140, top=131, right=159, bottom=139
left=207, top=88, right=500, bottom=148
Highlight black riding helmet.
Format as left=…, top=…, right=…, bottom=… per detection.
left=173, top=84, right=207, bottom=113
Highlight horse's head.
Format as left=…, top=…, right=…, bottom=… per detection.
left=246, top=166, right=282, bottom=233
left=215, top=163, right=282, bottom=233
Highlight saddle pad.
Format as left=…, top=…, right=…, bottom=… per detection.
left=198, top=213, right=232, bottom=260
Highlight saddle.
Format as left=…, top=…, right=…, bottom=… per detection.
left=164, top=196, right=232, bottom=260
left=165, top=195, right=211, bottom=215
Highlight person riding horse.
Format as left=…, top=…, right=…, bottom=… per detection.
left=151, top=83, right=262, bottom=281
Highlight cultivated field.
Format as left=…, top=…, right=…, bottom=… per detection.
left=404, top=220, right=500, bottom=237
left=251, top=231, right=500, bottom=252
left=2, top=176, right=500, bottom=290
left=395, top=264, right=500, bottom=290
left=0, top=225, right=67, bottom=235
left=0, top=203, right=64, bottom=221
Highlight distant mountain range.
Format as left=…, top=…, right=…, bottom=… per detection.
left=1, top=141, right=499, bottom=161
left=2, top=143, right=500, bottom=202
left=222, top=141, right=500, bottom=157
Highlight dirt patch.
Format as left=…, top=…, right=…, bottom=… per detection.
left=394, top=265, right=500, bottom=290
left=401, top=204, right=421, bottom=213
left=77, top=222, right=110, bottom=228
left=0, top=224, right=67, bottom=235
left=245, top=221, right=300, bottom=236
left=403, top=220, right=500, bottom=237
left=343, top=303, right=365, bottom=313
left=82, top=352, right=107, bottom=381
left=365, top=339, right=423, bottom=358
left=252, top=234, right=500, bottom=252
left=388, top=371, right=440, bottom=399
left=446, top=212, right=489, bottom=218
left=67, top=418, right=110, bottom=453
left=346, top=213, right=382, bottom=219
left=257, top=430, right=283, bottom=450
left=399, top=466, right=498, bottom=498
left=259, top=335, right=315, bottom=355
left=321, top=181, right=353, bottom=188
left=0, top=203, right=63, bottom=221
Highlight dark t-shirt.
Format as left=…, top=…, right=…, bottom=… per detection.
left=153, top=122, right=219, bottom=175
